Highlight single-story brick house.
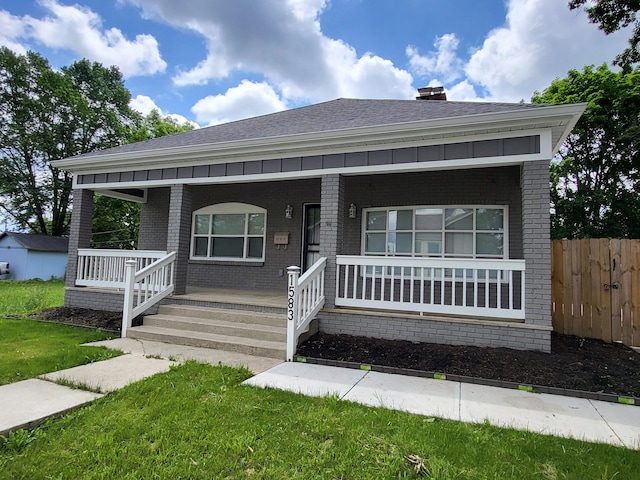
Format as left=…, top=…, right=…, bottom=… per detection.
left=0, top=232, right=69, bottom=280
left=52, top=89, right=585, bottom=355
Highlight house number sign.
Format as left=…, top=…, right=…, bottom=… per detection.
left=287, top=277, right=295, bottom=322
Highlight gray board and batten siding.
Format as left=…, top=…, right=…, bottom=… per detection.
left=77, top=135, right=540, bottom=186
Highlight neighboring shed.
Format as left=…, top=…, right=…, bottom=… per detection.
left=0, top=232, right=69, bottom=280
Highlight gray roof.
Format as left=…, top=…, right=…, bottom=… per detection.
left=0, top=232, right=69, bottom=252
left=78, top=98, right=546, bottom=159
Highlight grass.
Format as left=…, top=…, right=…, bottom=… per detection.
left=0, top=279, right=120, bottom=385
left=0, top=279, right=65, bottom=316
left=1, top=361, right=638, bottom=479
left=0, top=318, right=121, bottom=385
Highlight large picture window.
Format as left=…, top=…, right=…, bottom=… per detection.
left=191, top=203, right=266, bottom=261
left=363, top=206, right=507, bottom=259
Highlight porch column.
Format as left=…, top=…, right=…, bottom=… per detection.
left=167, top=184, right=192, bottom=295
left=65, top=189, right=94, bottom=289
left=319, top=174, right=345, bottom=308
left=521, top=160, right=551, bottom=327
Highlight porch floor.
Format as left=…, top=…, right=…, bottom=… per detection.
left=175, top=287, right=287, bottom=310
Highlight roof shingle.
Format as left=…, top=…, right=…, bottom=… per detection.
left=77, top=98, right=545, bottom=159
left=0, top=232, right=69, bottom=252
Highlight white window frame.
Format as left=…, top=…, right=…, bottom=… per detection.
left=190, top=203, right=267, bottom=262
left=360, top=205, right=509, bottom=280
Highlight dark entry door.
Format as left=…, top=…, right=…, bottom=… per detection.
left=303, top=204, right=321, bottom=271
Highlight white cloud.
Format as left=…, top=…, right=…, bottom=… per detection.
left=464, top=0, right=631, bottom=101
left=402, top=0, right=631, bottom=102
left=124, top=0, right=415, bottom=102
left=407, top=34, right=464, bottom=83
left=130, top=94, right=199, bottom=128
left=0, top=10, right=28, bottom=55
left=0, top=0, right=166, bottom=78
left=191, top=80, right=287, bottom=126
left=130, top=94, right=160, bottom=116
left=445, top=80, right=482, bottom=102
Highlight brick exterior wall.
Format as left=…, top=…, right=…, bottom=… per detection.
left=138, top=187, right=170, bottom=250
left=185, top=179, right=321, bottom=291
left=521, top=160, right=552, bottom=328
left=65, top=189, right=94, bottom=289
left=64, top=287, right=159, bottom=323
left=65, top=287, right=124, bottom=311
left=319, top=175, right=345, bottom=308
left=342, top=166, right=523, bottom=258
left=167, top=184, right=193, bottom=295
left=318, top=310, right=551, bottom=352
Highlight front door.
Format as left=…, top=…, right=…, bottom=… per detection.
left=302, top=204, right=321, bottom=271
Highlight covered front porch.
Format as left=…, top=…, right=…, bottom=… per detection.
left=63, top=161, right=554, bottom=353
left=65, top=243, right=544, bottom=357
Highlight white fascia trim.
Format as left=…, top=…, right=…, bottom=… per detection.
left=55, top=104, right=584, bottom=173
left=72, top=150, right=546, bottom=190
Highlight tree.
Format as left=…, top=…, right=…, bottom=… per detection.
left=532, top=64, right=640, bottom=239
left=0, top=48, right=137, bottom=236
left=90, top=110, right=194, bottom=248
left=127, top=109, right=194, bottom=143
left=569, top=0, right=640, bottom=69
left=91, top=195, right=141, bottom=249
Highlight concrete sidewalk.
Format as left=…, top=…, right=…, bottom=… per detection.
left=244, top=362, right=640, bottom=449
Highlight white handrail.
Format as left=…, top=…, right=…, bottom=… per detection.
left=335, top=255, right=525, bottom=319
left=286, top=257, right=327, bottom=361
left=122, top=252, right=176, bottom=337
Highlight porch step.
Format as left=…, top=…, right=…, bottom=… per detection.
left=156, top=304, right=286, bottom=327
left=143, top=314, right=286, bottom=342
left=127, top=304, right=287, bottom=359
left=127, top=325, right=286, bottom=359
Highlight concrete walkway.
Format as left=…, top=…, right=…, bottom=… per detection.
left=1, top=339, right=639, bottom=450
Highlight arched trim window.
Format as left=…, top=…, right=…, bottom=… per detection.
left=191, top=203, right=266, bottom=261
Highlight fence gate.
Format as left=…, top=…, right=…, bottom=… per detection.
left=551, top=239, right=640, bottom=347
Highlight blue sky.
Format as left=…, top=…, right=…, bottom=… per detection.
left=0, top=0, right=630, bottom=127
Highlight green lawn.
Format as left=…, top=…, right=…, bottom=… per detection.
left=0, top=279, right=120, bottom=385
left=1, top=361, right=638, bottom=479
left=0, top=318, right=120, bottom=385
left=0, top=279, right=65, bottom=316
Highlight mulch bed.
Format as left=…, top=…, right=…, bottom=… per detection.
left=28, top=307, right=640, bottom=398
left=29, top=307, right=124, bottom=333
left=297, top=332, right=640, bottom=398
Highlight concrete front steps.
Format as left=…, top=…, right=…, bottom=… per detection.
left=127, top=304, right=287, bottom=359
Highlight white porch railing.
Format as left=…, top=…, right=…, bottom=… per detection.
left=336, top=255, right=525, bottom=320
left=121, top=252, right=176, bottom=337
left=76, top=249, right=168, bottom=288
left=286, top=257, right=327, bottom=361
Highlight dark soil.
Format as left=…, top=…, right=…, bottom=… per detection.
left=30, top=307, right=124, bottom=333
left=30, top=307, right=640, bottom=397
left=298, top=332, right=640, bottom=397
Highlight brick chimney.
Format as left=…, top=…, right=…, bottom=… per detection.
left=416, top=86, right=447, bottom=101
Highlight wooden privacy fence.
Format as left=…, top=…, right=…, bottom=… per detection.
left=551, top=239, right=640, bottom=347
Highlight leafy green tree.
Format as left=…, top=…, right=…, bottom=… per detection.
left=569, top=0, right=640, bottom=69
left=90, top=110, right=194, bottom=249
left=128, top=109, right=194, bottom=143
left=0, top=48, right=137, bottom=236
left=91, top=195, right=141, bottom=249
left=532, top=64, right=640, bottom=239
